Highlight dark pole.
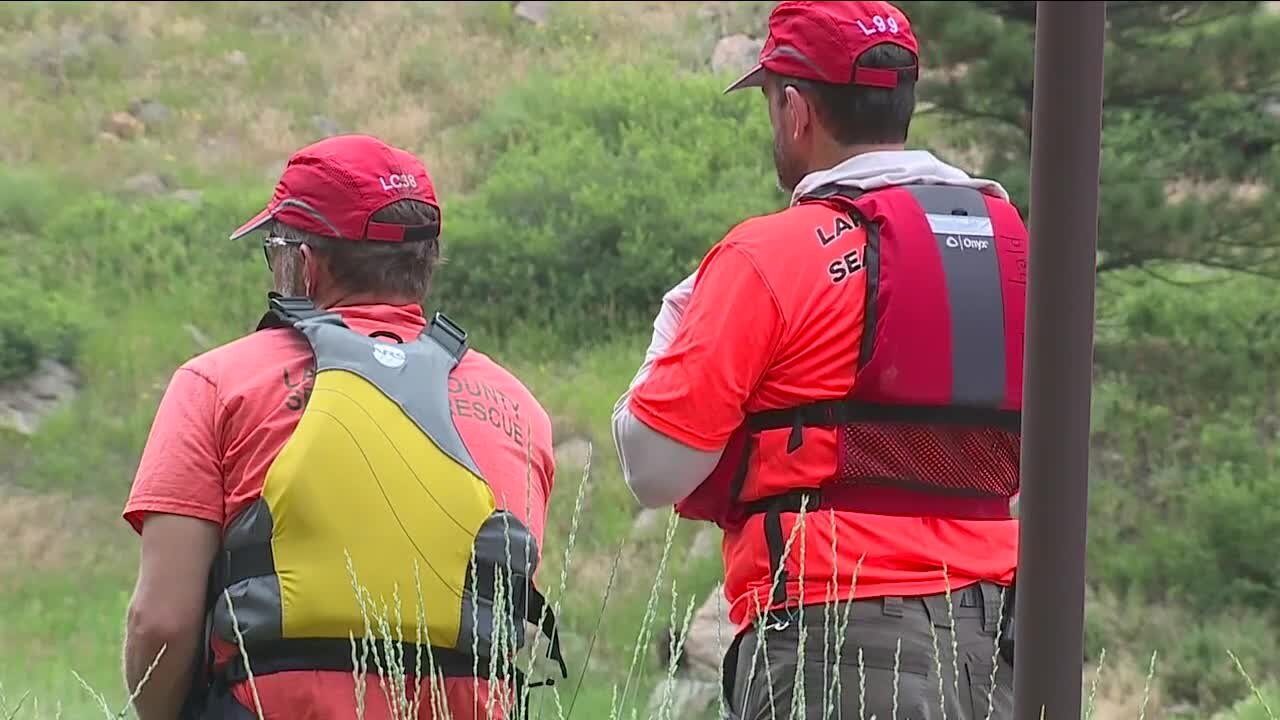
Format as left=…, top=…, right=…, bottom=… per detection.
left=1012, top=3, right=1107, bottom=720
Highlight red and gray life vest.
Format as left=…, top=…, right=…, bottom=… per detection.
left=674, top=181, right=1030, bottom=606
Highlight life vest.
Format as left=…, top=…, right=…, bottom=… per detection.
left=673, top=182, right=1029, bottom=608
left=192, top=295, right=567, bottom=707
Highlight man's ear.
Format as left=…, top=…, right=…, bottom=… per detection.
left=300, top=243, right=319, bottom=297
left=782, top=85, right=811, bottom=141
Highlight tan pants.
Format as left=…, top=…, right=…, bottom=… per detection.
left=725, top=581, right=1013, bottom=720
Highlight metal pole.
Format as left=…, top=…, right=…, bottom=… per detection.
left=1012, top=3, right=1107, bottom=720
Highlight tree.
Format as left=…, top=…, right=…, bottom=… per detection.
left=898, top=1, right=1280, bottom=277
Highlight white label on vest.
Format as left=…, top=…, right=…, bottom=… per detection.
left=372, top=343, right=407, bottom=369
left=926, top=213, right=994, bottom=237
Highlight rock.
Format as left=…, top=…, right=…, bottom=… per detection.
left=554, top=436, right=592, bottom=472
left=225, top=49, right=249, bottom=66
left=646, top=584, right=734, bottom=719
left=711, top=34, right=763, bottom=75
left=680, top=584, right=733, bottom=681
left=104, top=111, right=144, bottom=141
left=122, top=173, right=170, bottom=195
left=0, top=360, right=79, bottom=437
left=310, top=114, right=343, bottom=138
left=129, top=98, right=173, bottom=127
left=631, top=507, right=666, bottom=536
left=513, top=0, right=551, bottom=26
left=645, top=678, right=721, bottom=720
left=690, top=526, right=719, bottom=561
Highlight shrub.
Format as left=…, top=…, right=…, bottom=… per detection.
left=0, top=169, right=85, bottom=382
left=1085, top=585, right=1280, bottom=713
left=0, top=268, right=82, bottom=383
left=1087, top=273, right=1280, bottom=613
left=429, top=60, right=785, bottom=345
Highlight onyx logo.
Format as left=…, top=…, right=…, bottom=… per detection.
left=379, top=173, right=418, bottom=192
left=945, top=235, right=991, bottom=252
left=372, top=343, right=407, bottom=369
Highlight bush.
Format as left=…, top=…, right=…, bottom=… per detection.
left=1087, top=272, right=1280, bottom=614
left=430, top=60, right=785, bottom=345
left=0, top=169, right=85, bottom=382
left=1223, top=683, right=1280, bottom=720
left=0, top=268, right=82, bottom=383
left=1085, top=585, right=1280, bottom=713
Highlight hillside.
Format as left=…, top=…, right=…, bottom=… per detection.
left=3, top=2, right=1280, bottom=719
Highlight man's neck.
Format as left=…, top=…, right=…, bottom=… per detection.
left=313, top=289, right=422, bottom=310
left=811, top=142, right=908, bottom=175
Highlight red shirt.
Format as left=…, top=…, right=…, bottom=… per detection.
left=123, top=303, right=556, bottom=719
left=629, top=200, right=1019, bottom=633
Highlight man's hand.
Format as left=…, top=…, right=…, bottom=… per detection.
left=124, top=512, right=221, bottom=720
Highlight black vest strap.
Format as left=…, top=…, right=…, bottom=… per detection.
left=524, top=588, right=570, bottom=687
left=427, top=311, right=469, bottom=362
left=254, top=293, right=347, bottom=331
left=470, top=559, right=570, bottom=685
left=218, top=548, right=570, bottom=687
left=748, top=399, right=1023, bottom=435
left=218, top=639, right=495, bottom=685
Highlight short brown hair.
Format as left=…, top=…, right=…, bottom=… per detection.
left=767, top=43, right=918, bottom=145
left=268, top=199, right=442, bottom=300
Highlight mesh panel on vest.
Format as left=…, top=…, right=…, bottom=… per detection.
left=835, top=423, right=1020, bottom=497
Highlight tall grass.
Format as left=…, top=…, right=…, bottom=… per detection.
left=2, top=453, right=1270, bottom=720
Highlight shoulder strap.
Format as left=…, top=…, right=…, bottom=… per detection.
left=425, top=311, right=469, bottom=363
left=255, top=293, right=348, bottom=332
left=795, top=182, right=868, bottom=205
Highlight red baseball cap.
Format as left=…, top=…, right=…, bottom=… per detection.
left=724, top=1, right=919, bottom=94
left=229, top=134, right=441, bottom=243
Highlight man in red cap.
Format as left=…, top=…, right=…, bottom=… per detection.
left=614, top=2, right=1025, bottom=718
left=121, top=134, right=563, bottom=719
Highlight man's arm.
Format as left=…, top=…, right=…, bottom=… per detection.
left=612, top=404, right=724, bottom=507
left=612, top=271, right=724, bottom=507
left=124, top=514, right=220, bottom=719
left=120, top=366, right=227, bottom=719
left=614, top=239, right=786, bottom=507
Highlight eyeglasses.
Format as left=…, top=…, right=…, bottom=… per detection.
left=262, top=235, right=306, bottom=270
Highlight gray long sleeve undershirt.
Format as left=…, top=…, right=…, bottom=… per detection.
left=611, top=273, right=725, bottom=509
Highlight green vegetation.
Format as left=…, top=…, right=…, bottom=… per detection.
left=2, top=2, right=1279, bottom=719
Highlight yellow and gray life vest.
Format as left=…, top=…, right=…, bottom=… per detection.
left=201, top=295, right=566, bottom=694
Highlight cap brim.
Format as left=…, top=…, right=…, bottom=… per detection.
left=723, top=63, right=766, bottom=94
left=228, top=206, right=275, bottom=241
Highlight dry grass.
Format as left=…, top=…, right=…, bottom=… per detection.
left=0, top=486, right=125, bottom=577
left=0, top=1, right=710, bottom=190
left=1085, top=651, right=1165, bottom=720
